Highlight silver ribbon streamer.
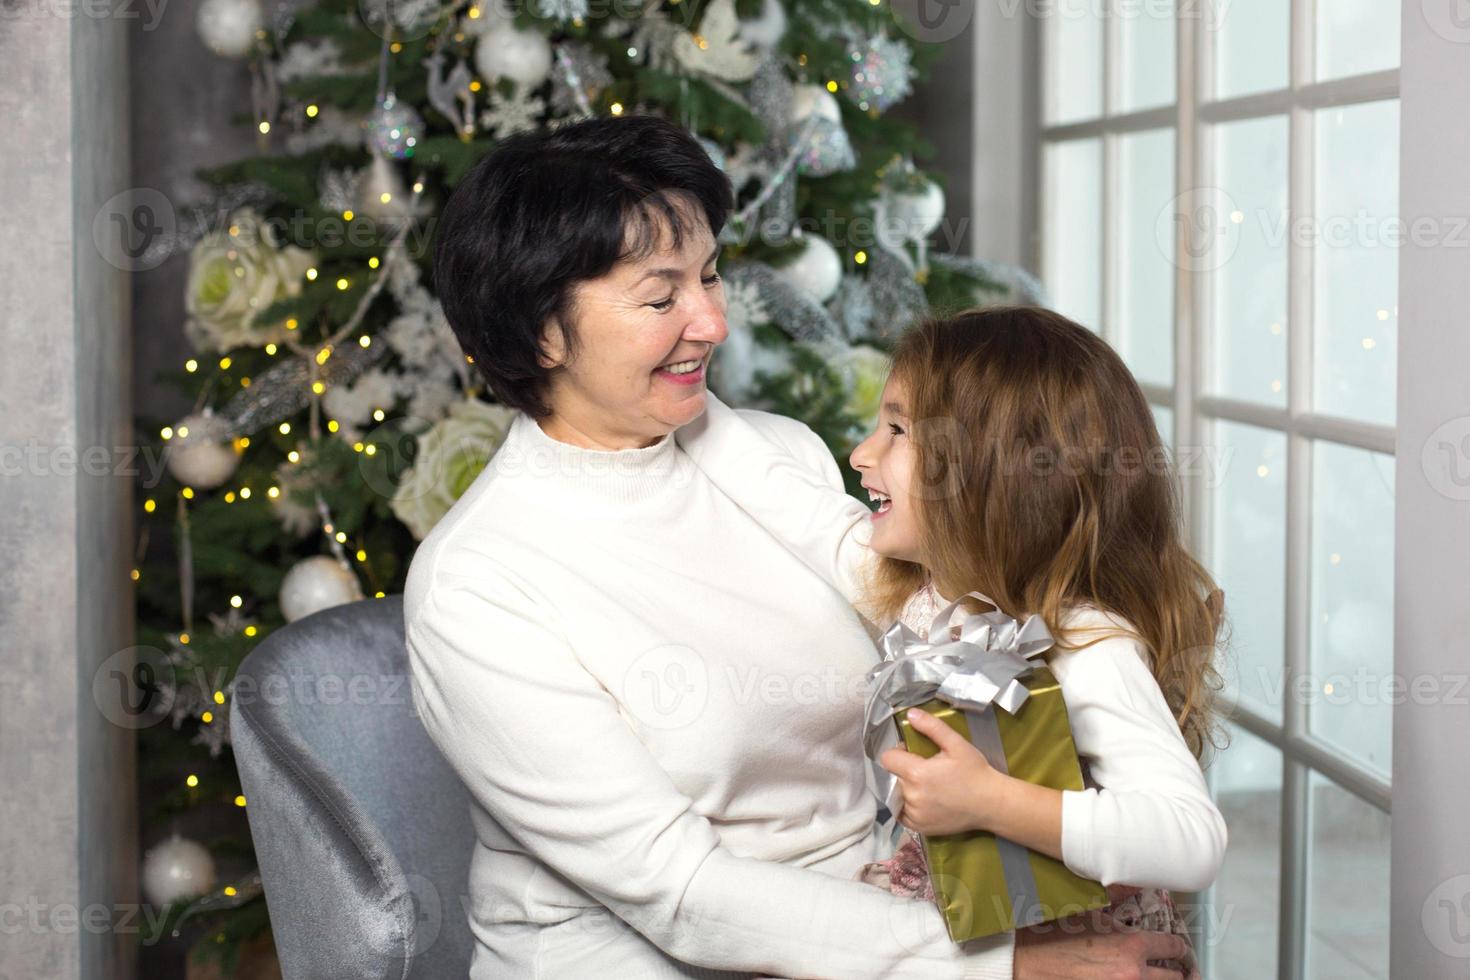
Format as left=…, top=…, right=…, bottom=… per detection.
left=863, top=590, right=1056, bottom=922
left=929, top=252, right=1051, bottom=308
left=959, top=691, right=1050, bottom=928
left=722, top=260, right=843, bottom=344
left=863, top=590, right=1055, bottom=814
left=209, top=342, right=387, bottom=439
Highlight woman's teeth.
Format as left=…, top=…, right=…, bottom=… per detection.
left=867, top=489, right=892, bottom=512
left=662, top=359, right=701, bottom=374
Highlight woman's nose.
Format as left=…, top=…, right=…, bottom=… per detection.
left=686, top=291, right=728, bottom=345
left=849, top=434, right=872, bottom=473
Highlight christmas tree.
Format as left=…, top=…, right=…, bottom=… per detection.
left=133, top=0, right=1045, bottom=971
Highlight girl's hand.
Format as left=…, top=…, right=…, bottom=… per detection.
left=878, top=706, right=1003, bottom=836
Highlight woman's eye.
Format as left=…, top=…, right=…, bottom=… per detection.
left=651, top=273, right=718, bottom=311
left=888, top=422, right=905, bottom=437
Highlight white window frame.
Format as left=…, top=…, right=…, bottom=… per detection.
left=1031, top=3, right=1399, bottom=975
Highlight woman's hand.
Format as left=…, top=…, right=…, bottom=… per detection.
left=879, top=707, right=1002, bottom=837
left=1013, top=908, right=1193, bottom=979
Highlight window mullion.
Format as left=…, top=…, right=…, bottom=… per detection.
left=1099, top=1, right=1118, bottom=341
left=1279, top=2, right=1317, bottom=976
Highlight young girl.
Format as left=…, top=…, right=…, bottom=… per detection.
left=676, top=306, right=1225, bottom=975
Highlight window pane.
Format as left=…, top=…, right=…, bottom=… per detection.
left=1206, top=724, right=1281, bottom=980
left=1305, top=772, right=1390, bottom=978
left=1209, top=116, right=1288, bottom=406
left=1043, top=0, right=1102, bottom=124
left=1313, top=100, right=1399, bottom=426
left=1316, top=0, right=1401, bottom=81
left=1043, top=139, right=1102, bottom=331
left=1309, top=442, right=1394, bottom=777
left=1214, top=0, right=1289, bottom=99
left=1152, top=403, right=1174, bottom=447
left=1117, top=0, right=1176, bottom=112
left=1210, top=421, right=1287, bottom=722
left=1117, top=128, right=1176, bottom=386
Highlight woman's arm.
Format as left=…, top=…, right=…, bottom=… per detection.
left=677, top=390, right=875, bottom=606
left=405, top=567, right=1008, bottom=980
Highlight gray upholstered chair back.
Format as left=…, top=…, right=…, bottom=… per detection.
left=231, top=595, right=475, bottom=980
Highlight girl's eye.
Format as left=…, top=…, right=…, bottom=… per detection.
left=888, top=422, right=905, bottom=437
left=702, top=272, right=722, bottom=287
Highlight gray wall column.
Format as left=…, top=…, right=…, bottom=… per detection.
left=0, top=4, right=136, bottom=979
left=1391, top=4, right=1470, bottom=976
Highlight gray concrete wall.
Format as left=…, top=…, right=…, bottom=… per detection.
left=0, top=4, right=136, bottom=980
left=129, top=2, right=257, bottom=428
left=894, top=0, right=1031, bottom=266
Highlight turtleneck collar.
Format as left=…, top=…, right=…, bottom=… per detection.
left=491, top=409, right=697, bottom=510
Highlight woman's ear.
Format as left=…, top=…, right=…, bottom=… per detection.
left=537, top=319, right=567, bottom=370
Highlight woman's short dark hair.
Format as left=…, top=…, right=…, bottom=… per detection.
left=432, top=114, right=734, bottom=419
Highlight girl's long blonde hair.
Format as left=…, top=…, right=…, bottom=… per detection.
left=856, top=306, right=1227, bottom=760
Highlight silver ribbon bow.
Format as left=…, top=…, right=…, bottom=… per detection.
left=863, top=590, right=1055, bottom=820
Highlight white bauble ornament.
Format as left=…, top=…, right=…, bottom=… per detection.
left=738, top=0, right=787, bottom=50
left=894, top=180, right=946, bottom=238
left=790, top=84, right=842, bottom=125
left=142, top=835, right=216, bottom=908
left=474, top=27, right=553, bottom=90
left=196, top=0, right=264, bottom=59
left=462, top=0, right=517, bottom=35
left=356, top=152, right=410, bottom=223
left=780, top=235, right=842, bottom=303
left=166, top=414, right=240, bottom=490
left=280, top=555, right=364, bottom=623
left=881, top=179, right=947, bottom=247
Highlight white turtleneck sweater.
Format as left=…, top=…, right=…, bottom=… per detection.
left=403, top=403, right=1014, bottom=979
left=675, top=392, right=1227, bottom=897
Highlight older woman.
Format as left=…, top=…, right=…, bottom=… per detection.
left=406, top=115, right=1187, bottom=978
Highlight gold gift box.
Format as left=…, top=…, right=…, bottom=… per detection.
left=894, top=669, right=1111, bottom=940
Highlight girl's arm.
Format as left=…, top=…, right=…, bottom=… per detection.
left=676, top=390, right=876, bottom=606
left=1048, top=629, right=1227, bottom=892
left=883, top=627, right=1226, bottom=894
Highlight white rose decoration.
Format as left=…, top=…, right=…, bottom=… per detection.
left=828, top=342, right=891, bottom=433
left=391, top=398, right=519, bottom=540
left=184, top=207, right=317, bottom=353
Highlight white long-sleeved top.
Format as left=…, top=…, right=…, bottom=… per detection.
left=403, top=402, right=1014, bottom=979
left=675, top=391, right=1227, bottom=896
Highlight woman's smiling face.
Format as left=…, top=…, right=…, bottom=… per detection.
left=536, top=191, right=728, bottom=451
left=849, top=374, right=924, bottom=564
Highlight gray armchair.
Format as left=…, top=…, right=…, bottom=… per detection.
left=231, top=595, right=475, bottom=979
